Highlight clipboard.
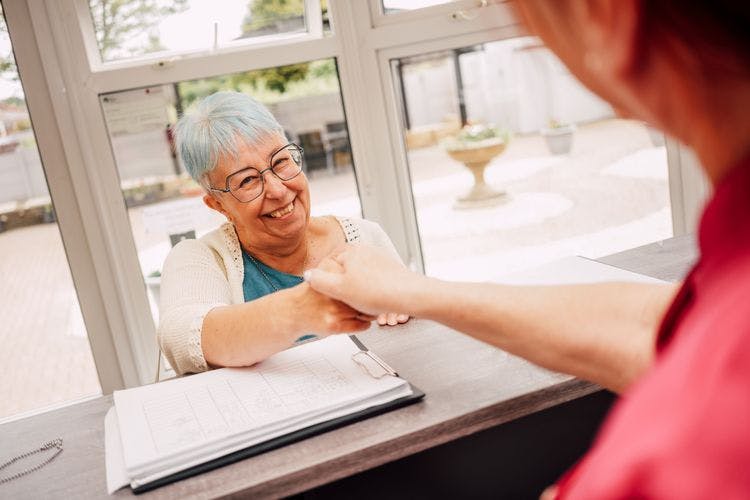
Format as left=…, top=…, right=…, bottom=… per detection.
left=129, top=336, right=424, bottom=494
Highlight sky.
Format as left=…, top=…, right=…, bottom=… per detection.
left=156, top=1, right=247, bottom=54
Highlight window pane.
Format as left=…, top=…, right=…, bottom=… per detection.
left=383, top=0, right=460, bottom=14
left=0, top=6, right=101, bottom=420
left=394, top=37, right=672, bottom=281
left=88, top=0, right=327, bottom=63
left=99, top=58, right=359, bottom=375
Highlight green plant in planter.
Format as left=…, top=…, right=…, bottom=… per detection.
left=441, top=124, right=511, bottom=208
left=547, top=118, right=571, bottom=129
left=442, top=124, right=510, bottom=151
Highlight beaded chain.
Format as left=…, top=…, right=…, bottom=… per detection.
left=0, top=438, right=63, bottom=484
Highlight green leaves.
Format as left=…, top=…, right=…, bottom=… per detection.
left=88, top=0, right=188, bottom=60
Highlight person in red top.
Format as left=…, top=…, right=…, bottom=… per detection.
left=306, top=1, right=750, bottom=498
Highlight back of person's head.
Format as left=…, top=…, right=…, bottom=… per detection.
left=642, top=1, right=750, bottom=74
left=174, top=91, right=285, bottom=184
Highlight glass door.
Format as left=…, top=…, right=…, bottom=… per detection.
left=390, top=36, right=672, bottom=281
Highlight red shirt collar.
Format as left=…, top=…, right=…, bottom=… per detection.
left=698, top=154, right=750, bottom=264
left=655, top=153, right=750, bottom=351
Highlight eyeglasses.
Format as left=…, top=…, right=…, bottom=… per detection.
left=209, top=143, right=304, bottom=203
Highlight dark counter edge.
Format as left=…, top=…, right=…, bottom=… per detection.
left=223, top=378, right=598, bottom=499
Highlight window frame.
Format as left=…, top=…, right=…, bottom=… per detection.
left=370, top=0, right=495, bottom=28
left=8, top=0, right=697, bottom=398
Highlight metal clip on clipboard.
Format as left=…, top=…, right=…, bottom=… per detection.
left=349, top=335, right=399, bottom=379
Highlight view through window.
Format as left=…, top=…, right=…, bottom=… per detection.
left=99, top=57, right=360, bottom=374
left=88, top=0, right=329, bottom=63
left=395, top=37, right=672, bottom=281
left=0, top=4, right=100, bottom=420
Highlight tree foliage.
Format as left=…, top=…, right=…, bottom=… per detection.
left=235, top=0, right=329, bottom=93
left=242, top=0, right=305, bottom=32
left=0, top=5, right=17, bottom=81
left=88, top=0, right=188, bottom=60
left=177, top=58, right=338, bottom=111
left=230, top=64, right=309, bottom=94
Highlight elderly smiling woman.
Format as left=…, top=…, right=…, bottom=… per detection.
left=157, top=91, right=407, bottom=375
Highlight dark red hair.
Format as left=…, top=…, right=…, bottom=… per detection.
left=642, top=1, right=750, bottom=74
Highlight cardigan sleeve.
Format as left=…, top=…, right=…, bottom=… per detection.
left=157, top=238, right=232, bottom=375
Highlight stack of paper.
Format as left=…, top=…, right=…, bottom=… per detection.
left=106, top=335, right=418, bottom=493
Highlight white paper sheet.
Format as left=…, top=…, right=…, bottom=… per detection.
left=111, top=335, right=408, bottom=484
left=495, top=255, right=665, bottom=286
left=104, top=407, right=130, bottom=494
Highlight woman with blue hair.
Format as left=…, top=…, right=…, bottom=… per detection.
left=157, top=91, right=408, bottom=375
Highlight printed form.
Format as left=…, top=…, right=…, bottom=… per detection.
left=112, top=335, right=409, bottom=479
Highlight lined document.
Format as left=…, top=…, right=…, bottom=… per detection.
left=139, top=356, right=354, bottom=454
left=112, top=335, right=411, bottom=485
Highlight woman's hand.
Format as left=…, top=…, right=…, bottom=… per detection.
left=290, top=281, right=374, bottom=335
left=304, top=244, right=428, bottom=317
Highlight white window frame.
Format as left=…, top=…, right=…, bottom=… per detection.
left=8, top=0, right=698, bottom=396
left=666, top=140, right=710, bottom=235
left=331, top=0, right=520, bottom=272
left=370, top=0, right=493, bottom=28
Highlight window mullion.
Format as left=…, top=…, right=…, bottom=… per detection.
left=88, top=36, right=339, bottom=95
left=366, top=2, right=518, bottom=50
left=37, top=0, right=159, bottom=389
left=304, top=0, right=324, bottom=38
left=666, top=141, right=710, bottom=235
left=329, top=0, right=422, bottom=268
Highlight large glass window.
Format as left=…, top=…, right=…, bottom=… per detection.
left=0, top=5, right=100, bottom=420
left=99, top=58, right=359, bottom=366
left=11, top=0, right=687, bottom=394
left=394, top=37, right=672, bottom=280
left=88, top=0, right=328, bottom=63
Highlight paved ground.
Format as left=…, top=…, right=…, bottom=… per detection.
left=0, top=118, right=671, bottom=420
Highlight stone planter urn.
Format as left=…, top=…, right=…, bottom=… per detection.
left=445, top=137, right=507, bottom=209
left=541, top=122, right=575, bottom=155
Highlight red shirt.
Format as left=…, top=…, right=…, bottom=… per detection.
left=556, top=157, right=750, bottom=499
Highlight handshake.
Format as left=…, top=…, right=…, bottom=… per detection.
left=300, top=244, right=423, bottom=334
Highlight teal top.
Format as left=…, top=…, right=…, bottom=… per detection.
left=242, top=250, right=315, bottom=342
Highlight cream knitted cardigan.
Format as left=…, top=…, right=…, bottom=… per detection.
left=158, top=216, right=400, bottom=375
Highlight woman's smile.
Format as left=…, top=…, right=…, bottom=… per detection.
left=263, top=199, right=296, bottom=219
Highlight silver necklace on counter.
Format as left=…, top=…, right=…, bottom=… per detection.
left=0, top=438, right=63, bottom=484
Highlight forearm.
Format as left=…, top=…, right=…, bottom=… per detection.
left=408, top=278, right=678, bottom=393
left=201, top=287, right=303, bottom=368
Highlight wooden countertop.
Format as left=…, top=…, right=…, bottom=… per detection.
left=0, top=235, right=697, bottom=499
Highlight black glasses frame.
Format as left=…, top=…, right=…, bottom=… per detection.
left=209, top=142, right=304, bottom=203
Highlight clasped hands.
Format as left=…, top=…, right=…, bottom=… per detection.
left=304, top=244, right=418, bottom=330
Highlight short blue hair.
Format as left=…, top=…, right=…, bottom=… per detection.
left=174, top=91, right=284, bottom=184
